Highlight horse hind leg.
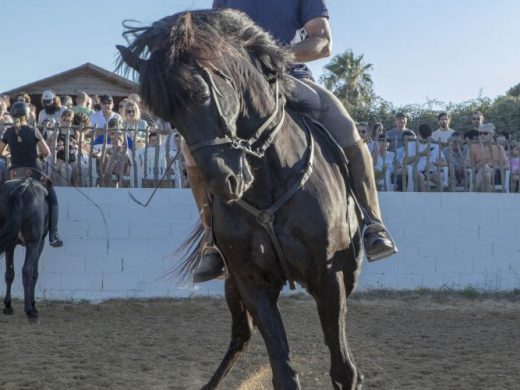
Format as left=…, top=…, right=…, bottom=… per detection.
left=22, top=242, right=41, bottom=323
left=310, top=270, right=362, bottom=390
left=3, top=244, right=16, bottom=315
left=203, top=276, right=254, bottom=390
left=28, top=239, right=45, bottom=318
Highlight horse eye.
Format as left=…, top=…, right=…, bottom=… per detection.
left=194, top=88, right=210, bottom=103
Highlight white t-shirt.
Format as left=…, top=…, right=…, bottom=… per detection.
left=431, top=128, right=455, bottom=144
left=406, top=141, right=445, bottom=172
left=89, top=111, right=122, bottom=128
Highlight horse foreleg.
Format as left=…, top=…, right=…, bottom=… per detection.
left=22, top=242, right=40, bottom=323
left=310, top=271, right=362, bottom=390
left=3, top=244, right=16, bottom=315
left=236, top=279, right=300, bottom=390
left=203, top=276, right=254, bottom=390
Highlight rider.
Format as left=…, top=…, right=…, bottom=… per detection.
left=0, top=102, right=64, bottom=247
left=187, top=0, right=397, bottom=282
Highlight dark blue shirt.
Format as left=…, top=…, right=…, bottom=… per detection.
left=212, top=0, right=329, bottom=79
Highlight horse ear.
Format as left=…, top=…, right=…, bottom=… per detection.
left=170, top=12, right=195, bottom=60
left=116, top=45, right=146, bottom=72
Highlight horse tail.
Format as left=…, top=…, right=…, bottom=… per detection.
left=169, top=221, right=205, bottom=284
left=0, top=185, right=25, bottom=255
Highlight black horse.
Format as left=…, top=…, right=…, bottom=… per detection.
left=118, top=9, right=363, bottom=389
left=0, top=176, right=49, bottom=323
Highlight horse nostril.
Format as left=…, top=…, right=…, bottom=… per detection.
left=227, top=175, right=239, bottom=195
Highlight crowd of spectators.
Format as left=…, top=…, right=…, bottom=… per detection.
left=0, top=90, right=517, bottom=193
left=0, top=90, right=187, bottom=188
left=359, top=111, right=515, bottom=192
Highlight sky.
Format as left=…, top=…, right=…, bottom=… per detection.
left=1, top=0, right=519, bottom=106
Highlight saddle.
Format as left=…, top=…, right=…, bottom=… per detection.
left=7, top=167, right=51, bottom=187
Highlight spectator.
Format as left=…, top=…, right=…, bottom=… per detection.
left=117, top=98, right=129, bottom=116
left=127, top=93, right=156, bottom=127
left=0, top=100, right=13, bottom=125
left=372, top=135, right=394, bottom=191
left=402, top=123, right=447, bottom=192
left=370, top=122, right=384, bottom=142
left=386, top=112, right=415, bottom=152
left=466, top=123, right=508, bottom=192
left=431, top=112, right=455, bottom=146
left=509, top=143, right=520, bottom=193
left=52, top=110, right=78, bottom=186
left=134, top=131, right=176, bottom=187
left=61, top=95, right=74, bottom=109
left=122, top=100, right=148, bottom=131
left=37, top=90, right=66, bottom=126
left=443, top=131, right=467, bottom=190
left=357, top=122, right=369, bottom=142
left=14, top=92, right=31, bottom=104
left=71, top=91, right=95, bottom=117
left=102, top=131, right=131, bottom=187
left=93, top=115, right=134, bottom=151
left=464, top=111, right=484, bottom=141
left=89, top=95, right=122, bottom=128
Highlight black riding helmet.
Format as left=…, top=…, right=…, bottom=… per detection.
left=10, top=101, right=31, bottom=118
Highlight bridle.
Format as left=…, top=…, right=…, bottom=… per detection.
left=187, top=64, right=315, bottom=290
left=187, top=66, right=285, bottom=159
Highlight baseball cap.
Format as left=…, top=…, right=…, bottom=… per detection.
left=42, top=90, right=55, bottom=101
left=99, top=94, right=113, bottom=103
left=479, top=123, right=495, bottom=135
left=395, top=112, right=407, bottom=119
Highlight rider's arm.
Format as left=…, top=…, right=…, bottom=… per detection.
left=289, top=17, right=332, bottom=63
left=0, top=140, right=6, bottom=155
left=35, top=128, right=51, bottom=157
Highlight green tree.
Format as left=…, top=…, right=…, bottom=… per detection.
left=319, top=50, right=375, bottom=109
left=506, top=83, right=520, bottom=97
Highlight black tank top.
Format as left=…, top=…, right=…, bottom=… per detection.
left=1, top=125, right=43, bottom=169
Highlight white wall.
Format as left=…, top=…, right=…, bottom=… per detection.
left=1, top=189, right=519, bottom=302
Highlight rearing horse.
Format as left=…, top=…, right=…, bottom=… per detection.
left=118, top=9, right=363, bottom=389
left=0, top=175, right=49, bottom=323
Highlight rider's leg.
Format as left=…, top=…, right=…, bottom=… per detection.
left=292, top=77, right=397, bottom=261
left=181, top=140, right=224, bottom=282
left=47, top=184, right=63, bottom=248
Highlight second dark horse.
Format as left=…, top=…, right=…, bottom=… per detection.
left=118, top=9, right=364, bottom=389
left=0, top=176, right=49, bottom=323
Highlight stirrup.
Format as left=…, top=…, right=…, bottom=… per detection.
left=361, top=222, right=398, bottom=262
left=200, top=244, right=227, bottom=280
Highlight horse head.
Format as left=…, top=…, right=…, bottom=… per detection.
left=117, top=9, right=293, bottom=201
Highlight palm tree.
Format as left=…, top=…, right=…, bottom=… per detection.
left=319, top=50, right=375, bottom=108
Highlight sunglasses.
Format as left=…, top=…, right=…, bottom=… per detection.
left=479, top=132, right=490, bottom=135
left=472, top=117, right=481, bottom=121
left=126, top=110, right=135, bottom=114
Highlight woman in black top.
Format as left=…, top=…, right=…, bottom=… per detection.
left=0, top=102, right=63, bottom=247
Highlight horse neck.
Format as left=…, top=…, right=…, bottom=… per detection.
left=244, top=111, right=308, bottom=207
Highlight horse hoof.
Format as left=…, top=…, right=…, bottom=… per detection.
left=3, top=306, right=14, bottom=315
left=26, top=311, right=39, bottom=324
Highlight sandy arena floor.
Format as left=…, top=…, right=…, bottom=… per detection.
left=0, top=292, right=519, bottom=389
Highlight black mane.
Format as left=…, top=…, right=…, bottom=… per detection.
left=117, top=9, right=294, bottom=121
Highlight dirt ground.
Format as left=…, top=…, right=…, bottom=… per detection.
left=0, top=292, right=519, bottom=390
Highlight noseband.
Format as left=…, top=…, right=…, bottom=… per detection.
left=188, top=66, right=285, bottom=159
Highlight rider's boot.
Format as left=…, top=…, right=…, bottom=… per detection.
left=48, top=203, right=63, bottom=248
left=186, top=165, right=225, bottom=283
left=343, top=140, right=397, bottom=261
